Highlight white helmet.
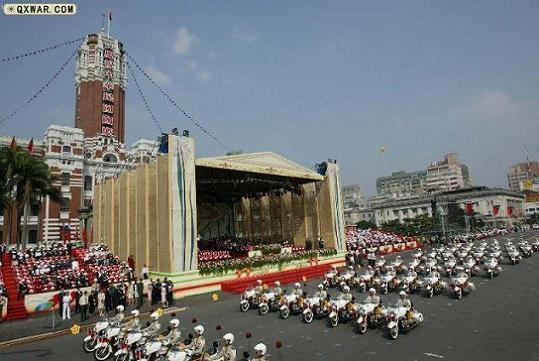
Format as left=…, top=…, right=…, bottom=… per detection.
left=169, top=319, right=179, bottom=328
left=131, top=310, right=139, bottom=317
left=194, top=325, right=204, bottom=335
left=343, top=285, right=350, bottom=293
left=399, top=290, right=406, bottom=297
left=254, top=343, right=267, bottom=355
left=150, top=312, right=159, bottom=320
left=368, top=288, right=376, bottom=294
left=256, top=280, right=262, bottom=286
left=274, top=281, right=280, bottom=287
left=116, top=305, right=124, bottom=312
left=294, top=282, right=300, bottom=288
left=223, top=333, right=234, bottom=345
left=317, top=284, right=324, bottom=290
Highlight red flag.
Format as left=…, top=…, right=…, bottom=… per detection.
left=27, top=138, right=34, bottom=153
left=493, top=205, right=499, bottom=216
left=465, top=202, right=473, bottom=215
left=9, top=137, right=16, bottom=150
left=507, top=206, right=513, bottom=217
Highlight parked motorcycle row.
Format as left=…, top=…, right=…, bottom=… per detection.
left=239, top=235, right=539, bottom=340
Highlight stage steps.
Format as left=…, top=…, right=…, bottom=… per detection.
left=1, top=253, right=29, bottom=320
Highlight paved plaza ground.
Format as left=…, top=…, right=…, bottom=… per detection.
left=1, top=230, right=538, bottom=361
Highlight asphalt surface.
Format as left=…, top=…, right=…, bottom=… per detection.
left=1, top=230, right=539, bottom=361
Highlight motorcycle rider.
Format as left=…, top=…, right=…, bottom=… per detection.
left=211, top=333, right=236, bottom=361
left=181, top=325, right=206, bottom=355
left=273, top=281, right=282, bottom=296
left=254, top=280, right=264, bottom=296
left=142, top=312, right=161, bottom=338
left=341, top=285, right=353, bottom=302
left=122, top=309, right=140, bottom=331
left=292, top=282, right=303, bottom=297
left=364, top=288, right=380, bottom=304
left=315, top=284, right=327, bottom=299
left=252, top=343, right=267, bottom=361
left=162, top=319, right=182, bottom=345
left=110, top=305, right=125, bottom=324
left=397, top=290, right=412, bottom=308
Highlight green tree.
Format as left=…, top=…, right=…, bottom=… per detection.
left=355, top=220, right=377, bottom=230
left=0, top=147, right=61, bottom=248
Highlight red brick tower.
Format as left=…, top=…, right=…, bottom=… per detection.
left=74, top=31, right=126, bottom=143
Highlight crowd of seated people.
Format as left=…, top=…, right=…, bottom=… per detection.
left=8, top=242, right=132, bottom=296
left=197, top=236, right=298, bottom=262
left=346, top=227, right=419, bottom=252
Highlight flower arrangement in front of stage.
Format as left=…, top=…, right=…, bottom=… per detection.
left=198, top=248, right=338, bottom=276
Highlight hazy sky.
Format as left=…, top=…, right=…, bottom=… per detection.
left=1, top=1, right=538, bottom=195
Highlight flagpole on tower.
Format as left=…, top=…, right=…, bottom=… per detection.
left=107, top=7, right=111, bottom=36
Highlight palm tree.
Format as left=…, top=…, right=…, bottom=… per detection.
left=1, top=147, right=61, bottom=249
left=12, top=150, right=62, bottom=249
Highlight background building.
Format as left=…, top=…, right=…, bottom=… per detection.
left=426, top=153, right=472, bottom=192
left=342, top=184, right=362, bottom=208
left=507, top=161, right=539, bottom=192
left=75, top=31, right=127, bottom=143
left=376, top=170, right=427, bottom=197
left=371, top=186, right=523, bottom=228
left=0, top=30, right=158, bottom=245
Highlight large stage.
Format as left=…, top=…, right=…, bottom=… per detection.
left=92, top=134, right=346, bottom=277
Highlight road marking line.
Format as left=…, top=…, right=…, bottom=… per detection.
left=424, top=353, right=445, bottom=358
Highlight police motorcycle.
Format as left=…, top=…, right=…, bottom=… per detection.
left=323, top=267, right=340, bottom=288
left=395, top=269, right=419, bottom=294
left=449, top=268, right=475, bottom=300
left=505, top=244, right=522, bottom=265
left=442, top=256, right=458, bottom=277
left=377, top=266, right=397, bottom=295
left=374, top=256, right=387, bottom=270
left=94, top=310, right=142, bottom=361
left=518, top=242, right=533, bottom=258
left=420, top=269, right=446, bottom=298
left=484, top=257, right=502, bottom=279
left=338, top=266, right=357, bottom=289
left=83, top=317, right=111, bottom=352
left=240, top=281, right=264, bottom=312
left=390, top=256, right=406, bottom=274
left=471, top=247, right=485, bottom=263
left=461, top=256, right=480, bottom=276
left=385, top=293, right=424, bottom=340
left=279, top=283, right=304, bottom=319
left=113, top=328, right=144, bottom=361
left=355, top=300, right=386, bottom=334
left=258, top=283, right=282, bottom=316
left=417, top=257, right=437, bottom=275
left=406, top=257, right=420, bottom=272
left=356, top=267, right=375, bottom=292
left=301, top=294, right=323, bottom=324
left=532, top=238, right=539, bottom=252
left=326, top=296, right=352, bottom=328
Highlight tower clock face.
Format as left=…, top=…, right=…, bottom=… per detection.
left=85, top=152, right=92, bottom=159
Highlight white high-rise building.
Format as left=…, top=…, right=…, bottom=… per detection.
left=426, top=153, right=472, bottom=193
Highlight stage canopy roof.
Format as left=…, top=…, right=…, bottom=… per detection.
left=195, top=152, right=324, bottom=202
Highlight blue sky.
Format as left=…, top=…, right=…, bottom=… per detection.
left=1, top=0, right=538, bottom=195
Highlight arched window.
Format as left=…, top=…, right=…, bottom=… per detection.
left=103, top=154, right=118, bottom=163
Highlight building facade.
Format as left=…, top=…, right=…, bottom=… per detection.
left=376, top=170, right=427, bottom=197
left=342, top=184, right=362, bottom=208
left=507, top=161, right=539, bottom=192
left=371, top=187, right=524, bottom=228
left=0, top=30, right=159, bottom=245
left=75, top=31, right=127, bottom=143
left=426, top=153, right=472, bottom=192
